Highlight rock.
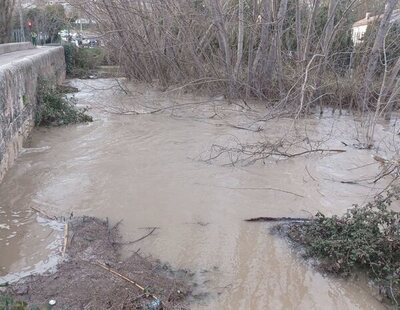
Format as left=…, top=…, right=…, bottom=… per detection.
left=14, top=285, right=28, bottom=295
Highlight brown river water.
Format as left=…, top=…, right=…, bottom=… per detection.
left=1, top=79, right=399, bottom=309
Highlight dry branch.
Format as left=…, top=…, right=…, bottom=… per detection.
left=30, top=206, right=57, bottom=221
left=245, top=217, right=312, bottom=222
left=95, top=261, right=159, bottom=301
left=127, top=227, right=157, bottom=245
left=62, top=222, right=69, bottom=257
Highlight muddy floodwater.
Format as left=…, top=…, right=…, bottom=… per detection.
left=1, top=79, right=399, bottom=309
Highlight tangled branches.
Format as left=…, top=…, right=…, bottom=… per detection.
left=206, top=139, right=346, bottom=166
left=373, top=155, right=400, bottom=185
left=69, top=0, right=400, bottom=121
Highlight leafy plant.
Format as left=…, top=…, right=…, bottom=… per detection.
left=0, top=295, right=27, bottom=310
left=286, top=188, right=400, bottom=305
left=63, top=44, right=107, bottom=78
left=63, top=44, right=75, bottom=76
left=35, top=79, right=93, bottom=126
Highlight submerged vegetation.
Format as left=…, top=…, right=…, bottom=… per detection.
left=35, top=79, right=92, bottom=126
left=283, top=188, right=400, bottom=305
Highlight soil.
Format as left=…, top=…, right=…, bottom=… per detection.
left=0, top=217, right=191, bottom=309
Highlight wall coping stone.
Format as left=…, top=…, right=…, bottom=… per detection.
left=0, top=43, right=34, bottom=55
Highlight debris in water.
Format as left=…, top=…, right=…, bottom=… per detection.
left=245, top=217, right=312, bottom=222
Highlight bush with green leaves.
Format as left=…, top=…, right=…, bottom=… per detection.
left=63, top=44, right=75, bottom=76
left=286, top=189, right=400, bottom=305
left=0, top=295, right=42, bottom=310
left=63, top=44, right=107, bottom=78
left=0, top=295, right=27, bottom=310
left=35, top=79, right=93, bottom=126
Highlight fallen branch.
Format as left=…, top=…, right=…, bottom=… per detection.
left=30, top=206, right=57, bottom=221
left=285, top=149, right=346, bottom=158
left=340, top=181, right=358, bottom=184
left=226, top=124, right=263, bottom=132
left=123, top=227, right=157, bottom=245
left=224, top=187, right=304, bottom=198
left=95, top=261, right=159, bottom=301
left=305, top=165, right=316, bottom=181
left=245, top=217, right=313, bottom=222
left=62, top=222, right=69, bottom=257
left=206, top=142, right=347, bottom=166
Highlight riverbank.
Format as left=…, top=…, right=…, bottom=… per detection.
left=269, top=187, right=400, bottom=307
left=0, top=216, right=191, bottom=309
left=0, top=78, right=397, bottom=309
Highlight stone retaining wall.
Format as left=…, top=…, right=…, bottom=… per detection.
left=0, top=43, right=33, bottom=55
left=0, top=46, right=66, bottom=182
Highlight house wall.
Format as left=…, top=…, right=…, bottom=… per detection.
left=352, top=25, right=368, bottom=45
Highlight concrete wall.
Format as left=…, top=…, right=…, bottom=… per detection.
left=0, top=43, right=34, bottom=55
left=0, top=46, right=66, bottom=182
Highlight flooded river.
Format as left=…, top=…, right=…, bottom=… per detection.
left=1, top=79, right=398, bottom=309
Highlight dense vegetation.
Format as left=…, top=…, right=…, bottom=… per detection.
left=0, top=0, right=15, bottom=44
left=70, top=0, right=400, bottom=125
left=35, top=79, right=92, bottom=126
left=0, top=295, right=30, bottom=310
left=63, top=44, right=107, bottom=78
left=285, top=188, right=400, bottom=305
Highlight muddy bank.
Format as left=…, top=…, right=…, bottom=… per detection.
left=1, top=217, right=191, bottom=309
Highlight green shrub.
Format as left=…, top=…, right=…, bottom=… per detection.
left=35, top=79, right=93, bottom=126
left=63, top=44, right=106, bottom=78
left=63, top=44, right=75, bottom=76
left=286, top=188, right=400, bottom=304
left=0, top=295, right=27, bottom=310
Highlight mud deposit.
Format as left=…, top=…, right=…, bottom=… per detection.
left=1, top=217, right=190, bottom=309
left=1, top=79, right=400, bottom=309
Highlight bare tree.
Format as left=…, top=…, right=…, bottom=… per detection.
left=233, top=0, right=244, bottom=80
left=67, top=0, right=400, bottom=123
left=360, top=0, right=399, bottom=110
left=251, top=0, right=271, bottom=89
left=302, top=0, right=321, bottom=62
left=295, top=0, right=303, bottom=59
left=210, top=0, right=234, bottom=96
left=0, top=0, right=16, bottom=43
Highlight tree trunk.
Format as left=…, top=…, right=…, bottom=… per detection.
left=360, top=0, right=398, bottom=111
left=295, top=0, right=302, bottom=60
left=382, top=55, right=400, bottom=119
left=314, top=0, right=338, bottom=112
left=0, top=0, right=16, bottom=44
left=210, top=0, right=234, bottom=97
left=322, top=0, right=338, bottom=55
left=234, top=0, right=244, bottom=80
left=302, top=0, right=321, bottom=62
left=265, top=0, right=288, bottom=90
left=246, top=0, right=258, bottom=96
left=18, top=0, right=25, bottom=42
left=251, top=0, right=272, bottom=79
